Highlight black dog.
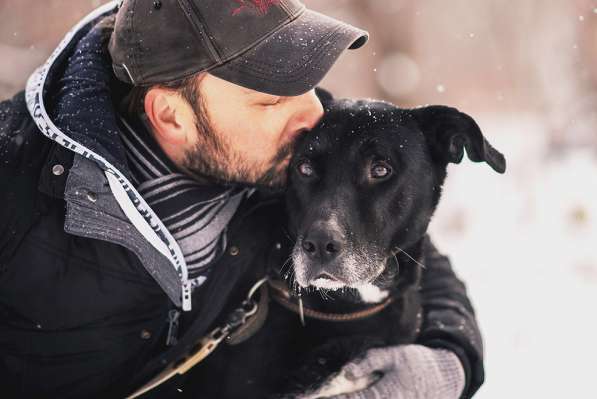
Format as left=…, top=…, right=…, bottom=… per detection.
left=181, top=97, right=505, bottom=399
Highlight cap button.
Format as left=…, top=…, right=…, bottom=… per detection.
left=153, top=0, right=162, bottom=10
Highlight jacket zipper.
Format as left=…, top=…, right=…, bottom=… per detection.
left=166, top=309, right=181, bottom=346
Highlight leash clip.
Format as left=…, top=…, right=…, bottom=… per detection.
left=247, top=277, right=269, bottom=300
left=222, top=277, right=266, bottom=330
left=224, top=300, right=257, bottom=330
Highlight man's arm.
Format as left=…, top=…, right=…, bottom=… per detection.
left=416, top=235, right=484, bottom=398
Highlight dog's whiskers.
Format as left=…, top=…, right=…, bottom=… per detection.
left=317, top=290, right=326, bottom=301
left=318, top=288, right=332, bottom=301
left=394, top=245, right=426, bottom=269
left=285, top=269, right=300, bottom=295
left=279, top=255, right=293, bottom=275
left=392, top=253, right=401, bottom=275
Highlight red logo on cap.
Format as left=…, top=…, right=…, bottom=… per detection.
left=232, top=0, right=280, bottom=16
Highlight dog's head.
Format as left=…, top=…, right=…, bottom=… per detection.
left=286, top=98, right=505, bottom=292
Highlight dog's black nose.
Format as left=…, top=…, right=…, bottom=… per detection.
left=302, top=224, right=344, bottom=263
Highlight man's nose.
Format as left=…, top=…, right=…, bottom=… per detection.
left=287, top=90, right=324, bottom=133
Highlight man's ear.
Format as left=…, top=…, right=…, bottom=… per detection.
left=410, top=105, right=506, bottom=174
left=144, top=87, right=191, bottom=146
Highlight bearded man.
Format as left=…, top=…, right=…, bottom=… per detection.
left=0, top=1, right=483, bottom=398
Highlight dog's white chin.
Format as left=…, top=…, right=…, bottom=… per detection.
left=310, top=278, right=346, bottom=290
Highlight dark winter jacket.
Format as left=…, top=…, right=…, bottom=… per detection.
left=0, top=2, right=484, bottom=398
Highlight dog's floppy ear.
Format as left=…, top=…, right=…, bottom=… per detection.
left=410, top=105, right=506, bottom=173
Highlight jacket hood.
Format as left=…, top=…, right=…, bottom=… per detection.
left=25, top=1, right=194, bottom=310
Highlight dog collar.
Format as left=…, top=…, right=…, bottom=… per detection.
left=268, top=279, right=395, bottom=323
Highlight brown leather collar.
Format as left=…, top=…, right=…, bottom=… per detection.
left=268, top=279, right=394, bottom=322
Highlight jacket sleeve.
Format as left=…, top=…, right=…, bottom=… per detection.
left=0, top=91, right=49, bottom=264
left=416, top=236, right=484, bottom=398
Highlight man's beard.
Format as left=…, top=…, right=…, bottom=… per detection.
left=181, top=119, right=294, bottom=189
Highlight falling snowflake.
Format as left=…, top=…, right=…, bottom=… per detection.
left=232, top=0, right=280, bottom=16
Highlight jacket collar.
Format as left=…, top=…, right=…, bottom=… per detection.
left=25, top=1, right=193, bottom=310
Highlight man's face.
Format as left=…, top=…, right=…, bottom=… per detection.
left=181, top=73, right=324, bottom=188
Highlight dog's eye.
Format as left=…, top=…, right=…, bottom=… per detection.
left=297, top=161, right=314, bottom=177
left=370, top=162, right=392, bottom=179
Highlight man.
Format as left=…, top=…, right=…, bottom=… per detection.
left=0, top=1, right=483, bottom=398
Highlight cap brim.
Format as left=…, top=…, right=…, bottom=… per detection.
left=209, top=9, right=368, bottom=96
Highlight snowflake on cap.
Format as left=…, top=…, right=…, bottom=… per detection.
left=232, top=0, right=280, bottom=16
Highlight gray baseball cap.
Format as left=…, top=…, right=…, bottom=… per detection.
left=108, top=0, right=368, bottom=96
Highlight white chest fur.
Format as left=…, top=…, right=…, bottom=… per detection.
left=356, top=283, right=389, bottom=304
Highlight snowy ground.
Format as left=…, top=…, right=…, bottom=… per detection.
left=428, top=112, right=597, bottom=398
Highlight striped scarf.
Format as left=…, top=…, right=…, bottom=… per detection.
left=117, top=112, right=250, bottom=285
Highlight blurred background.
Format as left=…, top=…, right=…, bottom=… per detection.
left=1, top=0, right=595, bottom=397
